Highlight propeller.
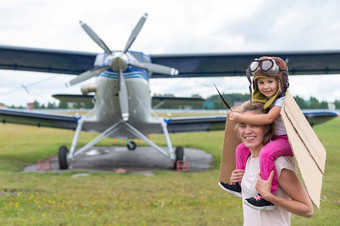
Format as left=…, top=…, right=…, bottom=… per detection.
left=118, top=69, right=129, bottom=121
left=68, top=13, right=179, bottom=121
left=79, top=21, right=112, bottom=55
left=67, top=65, right=109, bottom=87
left=129, top=61, right=179, bottom=75
left=123, top=13, right=148, bottom=53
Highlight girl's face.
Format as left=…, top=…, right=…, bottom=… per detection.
left=257, top=77, right=279, bottom=98
left=238, top=111, right=267, bottom=154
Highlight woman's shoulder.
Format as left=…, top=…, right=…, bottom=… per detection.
left=275, top=156, right=295, bottom=172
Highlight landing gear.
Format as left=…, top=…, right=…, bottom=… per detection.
left=58, top=146, right=69, bottom=170
left=174, top=146, right=184, bottom=169
left=127, top=141, right=137, bottom=151
left=62, top=119, right=177, bottom=170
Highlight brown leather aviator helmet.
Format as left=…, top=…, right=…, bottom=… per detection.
left=251, top=56, right=289, bottom=109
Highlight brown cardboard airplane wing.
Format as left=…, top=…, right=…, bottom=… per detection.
left=281, top=91, right=326, bottom=208
left=219, top=112, right=241, bottom=183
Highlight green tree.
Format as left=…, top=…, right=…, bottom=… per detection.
left=58, top=101, right=68, bottom=109
left=294, top=96, right=308, bottom=109
left=334, top=100, right=340, bottom=109
left=33, top=100, right=40, bottom=109
left=191, top=94, right=202, bottom=98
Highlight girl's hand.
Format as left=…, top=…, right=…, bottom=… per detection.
left=255, top=170, right=274, bottom=199
left=229, top=112, right=241, bottom=122
left=230, top=169, right=245, bottom=183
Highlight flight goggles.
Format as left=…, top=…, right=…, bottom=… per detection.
left=248, top=57, right=284, bottom=76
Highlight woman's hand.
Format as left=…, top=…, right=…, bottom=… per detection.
left=230, top=169, right=245, bottom=183
left=256, top=169, right=314, bottom=218
left=255, top=170, right=274, bottom=199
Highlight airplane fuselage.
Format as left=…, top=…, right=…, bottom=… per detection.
left=94, top=67, right=151, bottom=124
left=82, top=51, right=165, bottom=138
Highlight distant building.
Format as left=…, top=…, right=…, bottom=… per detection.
left=203, top=101, right=214, bottom=109
left=27, top=102, right=34, bottom=110
left=0, top=103, right=6, bottom=108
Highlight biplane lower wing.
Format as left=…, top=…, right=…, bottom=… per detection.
left=0, top=108, right=79, bottom=130
left=0, top=108, right=227, bottom=133
left=0, top=107, right=337, bottom=134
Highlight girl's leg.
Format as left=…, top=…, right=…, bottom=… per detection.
left=236, top=143, right=250, bottom=170
left=218, top=143, right=250, bottom=197
left=259, top=136, right=293, bottom=193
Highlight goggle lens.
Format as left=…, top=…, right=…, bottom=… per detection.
left=261, top=60, right=274, bottom=72
left=248, top=58, right=278, bottom=75
left=249, top=61, right=259, bottom=72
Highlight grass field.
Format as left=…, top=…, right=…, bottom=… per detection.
left=0, top=116, right=339, bottom=225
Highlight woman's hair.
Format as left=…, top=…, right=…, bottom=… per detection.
left=235, top=101, right=274, bottom=145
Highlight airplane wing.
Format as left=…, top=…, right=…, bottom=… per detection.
left=0, top=108, right=79, bottom=130
left=52, top=94, right=205, bottom=108
left=150, top=51, right=340, bottom=77
left=152, top=96, right=205, bottom=108
left=302, top=109, right=339, bottom=126
left=0, top=45, right=95, bottom=74
left=52, top=94, right=94, bottom=104
left=164, top=109, right=338, bottom=133
left=1, top=45, right=340, bottom=77
left=0, top=108, right=337, bottom=133
left=165, top=115, right=227, bottom=133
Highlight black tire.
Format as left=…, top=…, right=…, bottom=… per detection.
left=58, top=146, right=69, bottom=170
left=127, top=141, right=137, bottom=151
left=174, top=146, right=184, bottom=169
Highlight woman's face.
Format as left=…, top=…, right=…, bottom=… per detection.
left=238, top=111, right=268, bottom=153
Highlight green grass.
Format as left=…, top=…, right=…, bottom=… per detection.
left=0, top=117, right=339, bottom=225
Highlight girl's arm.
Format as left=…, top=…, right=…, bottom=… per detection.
left=230, top=169, right=245, bottom=183
left=256, top=170, right=314, bottom=218
left=229, top=105, right=281, bottom=125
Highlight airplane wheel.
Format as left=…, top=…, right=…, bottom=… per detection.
left=127, top=141, right=137, bottom=151
left=174, top=146, right=184, bottom=169
left=58, top=146, right=69, bottom=170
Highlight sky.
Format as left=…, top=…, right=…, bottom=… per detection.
left=0, top=0, right=340, bottom=107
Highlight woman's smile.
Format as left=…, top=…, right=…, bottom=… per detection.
left=238, top=111, right=267, bottom=155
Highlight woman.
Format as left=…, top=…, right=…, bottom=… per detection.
left=230, top=102, right=313, bottom=225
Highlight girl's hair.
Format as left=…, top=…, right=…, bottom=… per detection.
left=235, top=101, right=274, bottom=145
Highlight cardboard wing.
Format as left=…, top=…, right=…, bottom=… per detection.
left=281, top=91, right=326, bottom=208
left=218, top=113, right=241, bottom=183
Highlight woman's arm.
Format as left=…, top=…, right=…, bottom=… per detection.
left=256, top=170, right=314, bottom=218
left=229, top=105, right=281, bottom=125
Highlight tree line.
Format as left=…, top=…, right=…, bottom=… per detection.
left=207, top=93, right=334, bottom=110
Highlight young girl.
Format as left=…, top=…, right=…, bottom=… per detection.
left=218, top=56, right=293, bottom=211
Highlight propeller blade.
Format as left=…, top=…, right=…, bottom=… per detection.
left=123, top=13, right=148, bottom=53
left=129, top=61, right=179, bottom=76
left=118, top=70, right=129, bottom=121
left=66, top=65, right=109, bottom=86
left=79, top=21, right=112, bottom=55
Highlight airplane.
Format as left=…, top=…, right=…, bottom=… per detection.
left=0, top=13, right=338, bottom=170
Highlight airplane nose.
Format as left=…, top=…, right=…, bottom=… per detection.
left=111, top=52, right=129, bottom=72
